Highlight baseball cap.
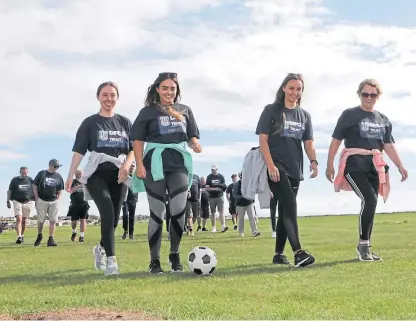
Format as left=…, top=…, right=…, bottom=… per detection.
left=211, top=164, right=218, bottom=170
left=49, top=159, right=62, bottom=167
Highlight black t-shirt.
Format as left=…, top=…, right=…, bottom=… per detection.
left=34, top=170, right=64, bottom=202
left=130, top=103, right=200, bottom=172
left=188, top=174, right=201, bottom=202
left=255, top=103, right=313, bottom=180
left=332, top=106, right=393, bottom=173
left=226, top=183, right=235, bottom=204
left=233, top=180, right=253, bottom=207
left=8, top=176, right=35, bottom=203
left=126, top=188, right=138, bottom=204
left=200, top=186, right=209, bottom=208
left=206, top=173, right=226, bottom=198
left=70, top=179, right=85, bottom=204
left=72, top=113, right=133, bottom=171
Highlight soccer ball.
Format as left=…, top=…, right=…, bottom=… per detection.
left=188, top=246, right=217, bottom=275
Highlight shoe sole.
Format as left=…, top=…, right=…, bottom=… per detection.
left=295, top=256, right=315, bottom=268
left=356, top=249, right=374, bottom=262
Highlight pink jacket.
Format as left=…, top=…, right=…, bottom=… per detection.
left=334, top=148, right=390, bottom=203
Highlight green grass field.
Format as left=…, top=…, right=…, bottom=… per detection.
left=1, top=213, right=416, bottom=320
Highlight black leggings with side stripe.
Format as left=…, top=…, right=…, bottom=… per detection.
left=344, top=170, right=379, bottom=241
left=144, top=170, right=188, bottom=260
left=268, top=172, right=301, bottom=254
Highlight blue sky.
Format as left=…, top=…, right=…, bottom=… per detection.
left=1, top=0, right=416, bottom=219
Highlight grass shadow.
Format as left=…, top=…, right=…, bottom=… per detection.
left=1, top=259, right=360, bottom=287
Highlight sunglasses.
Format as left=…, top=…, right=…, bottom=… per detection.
left=159, top=72, right=177, bottom=78
left=360, top=92, right=378, bottom=99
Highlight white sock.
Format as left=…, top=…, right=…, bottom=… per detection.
left=80, top=232, right=84, bottom=237
left=359, top=240, right=370, bottom=245
left=72, top=229, right=77, bottom=233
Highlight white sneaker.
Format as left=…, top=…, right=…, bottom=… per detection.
left=271, top=231, right=276, bottom=238
left=239, top=233, right=244, bottom=237
left=105, top=256, right=119, bottom=276
left=93, top=245, right=106, bottom=271
left=211, top=228, right=217, bottom=233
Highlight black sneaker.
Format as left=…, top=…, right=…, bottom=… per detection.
left=16, top=236, right=23, bottom=244
left=47, top=237, right=57, bottom=247
left=196, top=226, right=202, bottom=232
left=233, top=225, right=238, bottom=230
left=34, top=234, right=43, bottom=247
left=79, top=236, right=85, bottom=242
left=221, top=226, right=229, bottom=233
left=273, top=253, right=290, bottom=265
left=294, top=250, right=315, bottom=267
left=122, top=231, right=127, bottom=240
left=149, top=260, right=164, bottom=274
left=356, top=244, right=374, bottom=262
left=202, top=227, right=208, bottom=232
left=129, top=234, right=134, bottom=240
left=169, top=253, right=184, bottom=272
left=71, top=232, right=77, bottom=242
left=369, top=246, right=382, bottom=261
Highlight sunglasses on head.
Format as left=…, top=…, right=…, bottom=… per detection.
left=360, top=92, right=378, bottom=99
left=159, top=72, right=177, bottom=78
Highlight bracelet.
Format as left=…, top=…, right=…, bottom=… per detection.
left=311, top=160, right=318, bottom=165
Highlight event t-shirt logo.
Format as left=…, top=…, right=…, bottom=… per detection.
left=158, top=116, right=186, bottom=135
left=97, top=130, right=128, bottom=148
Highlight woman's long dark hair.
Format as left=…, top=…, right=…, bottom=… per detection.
left=144, top=72, right=183, bottom=121
left=270, top=73, right=304, bottom=135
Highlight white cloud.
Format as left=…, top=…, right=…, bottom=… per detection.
left=0, top=150, right=28, bottom=163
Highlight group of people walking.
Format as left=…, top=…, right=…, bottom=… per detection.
left=7, top=71, right=407, bottom=276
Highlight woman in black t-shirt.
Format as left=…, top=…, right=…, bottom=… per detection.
left=255, top=73, right=316, bottom=268
left=65, top=81, right=135, bottom=276
left=326, top=78, right=408, bottom=262
left=131, top=72, right=202, bottom=274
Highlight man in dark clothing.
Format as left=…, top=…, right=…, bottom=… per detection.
left=69, top=169, right=90, bottom=242
left=226, top=173, right=239, bottom=230
left=185, top=173, right=201, bottom=236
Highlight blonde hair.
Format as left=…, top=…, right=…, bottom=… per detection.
left=357, top=79, right=383, bottom=96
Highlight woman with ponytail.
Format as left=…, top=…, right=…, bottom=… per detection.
left=255, top=73, right=317, bottom=267
left=131, top=72, right=202, bottom=274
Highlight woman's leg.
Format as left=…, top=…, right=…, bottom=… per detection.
left=166, top=171, right=189, bottom=272
left=344, top=171, right=379, bottom=261
left=86, top=171, right=119, bottom=274
left=144, top=173, right=167, bottom=273
left=268, top=173, right=314, bottom=267
left=270, top=197, right=277, bottom=233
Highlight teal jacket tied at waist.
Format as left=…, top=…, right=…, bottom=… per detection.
left=132, top=142, right=193, bottom=193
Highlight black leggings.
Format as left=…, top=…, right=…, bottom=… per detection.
left=268, top=172, right=301, bottom=253
left=270, top=197, right=277, bottom=232
left=144, top=170, right=188, bottom=261
left=122, top=201, right=136, bottom=235
left=86, top=170, right=127, bottom=257
left=344, top=170, right=379, bottom=241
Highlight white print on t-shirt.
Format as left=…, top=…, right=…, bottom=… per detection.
left=97, top=130, right=128, bottom=148
left=158, top=116, right=186, bottom=135
left=359, top=119, right=385, bottom=140
left=281, top=120, right=305, bottom=140
left=18, top=184, right=30, bottom=191
left=44, top=177, right=57, bottom=187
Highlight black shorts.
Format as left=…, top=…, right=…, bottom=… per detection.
left=68, top=203, right=89, bottom=220
left=200, top=206, right=210, bottom=219
left=229, top=203, right=236, bottom=215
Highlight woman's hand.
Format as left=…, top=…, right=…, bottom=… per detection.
left=268, top=165, right=280, bottom=182
left=136, top=164, right=147, bottom=179
left=192, top=142, right=202, bottom=153
left=118, top=163, right=130, bottom=184
left=65, top=177, right=73, bottom=193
